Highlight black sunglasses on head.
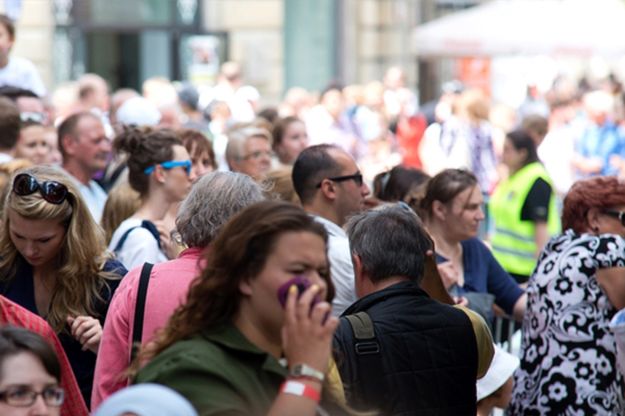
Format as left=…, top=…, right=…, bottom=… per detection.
left=604, top=210, right=625, bottom=227
left=13, top=173, right=69, bottom=205
left=316, top=173, right=363, bottom=188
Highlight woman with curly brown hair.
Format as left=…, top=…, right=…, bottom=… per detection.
left=135, top=201, right=352, bottom=415
left=510, top=176, right=625, bottom=415
left=0, top=165, right=126, bottom=404
left=108, top=127, right=196, bottom=270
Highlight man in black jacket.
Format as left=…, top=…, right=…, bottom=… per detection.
left=333, top=204, right=493, bottom=416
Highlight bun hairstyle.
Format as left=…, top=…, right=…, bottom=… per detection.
left=113, top=126, right=182, bottom=196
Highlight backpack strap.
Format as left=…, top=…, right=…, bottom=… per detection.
left=130, top=262, right=153, bottom=362
left=113, top=220, right=161, bottom=254
left=344, top=311, right=385, bottom=409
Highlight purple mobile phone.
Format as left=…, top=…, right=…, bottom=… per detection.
left=277, top=275, right=320, bottom=308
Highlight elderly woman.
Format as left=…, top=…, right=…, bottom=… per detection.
left=92, top=172, right=265, bottom=409
left=510, top=176, right=625, bottom=415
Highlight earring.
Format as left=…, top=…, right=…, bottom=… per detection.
left=592, top=226, right=599, bottom=233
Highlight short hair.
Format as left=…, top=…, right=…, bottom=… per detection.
left=0, top=326, right=61, bottom=382
left=292, top=144, right=343, bottom=204
left=506, top=129, right=539, bottom=166
left=0, top=97, right=20, bottom=150
left=57, top=112, right=99, bottom=157
left=346, top=204, right=432, bottom=284
left=562, top=177, right=625, bottom=232
left=0, top=14, right=15, bottom=41
left=225, top=126, right=271, bottom=162
left=0, top=86, right=38, bottom=101
left=176, top=172, right=265, bottom=248
left=178, top=128, right=216, bottom=170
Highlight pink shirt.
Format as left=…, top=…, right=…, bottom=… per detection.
left=91, top=247, right=205, bottom=410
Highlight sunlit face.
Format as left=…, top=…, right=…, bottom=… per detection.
left=330, top=149, right=370, bottom=225
left=70, top=116, right=111, bottom=173
left=239, top=231, right=329, bottom=339
left=276, top=121, right=308, bottom=165
left=443, top=185, right=485, bottom=241
left=190, top=149, right=215, bottom=180
left=15, top=126, right=50, bottom=165
left=232, top=137, right=272, bottom=181
left=43, top=130, right=61, bottom=165
left=8, top=211, right=66, bottom=269
left=502, top=138, right=527, bottom=174
left=0, top=352, right=61, bottom=416
left=161, top=145, right=195, bottom=203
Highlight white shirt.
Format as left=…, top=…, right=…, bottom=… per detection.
left=0, top=56, right=46, bottom=97
left=313, top=215, right=357, bottom=317
left=65, top=171, right=107, bottom=223
left=108, top=218, right=168, bottom=271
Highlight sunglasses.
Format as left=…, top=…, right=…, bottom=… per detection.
left=604, top=210, right=625, bottom=226
left=316, top=173, right=363, bottom=188
left=12, top=173, right=69, bottom=204
left=144, top=160, right=192, bottom=176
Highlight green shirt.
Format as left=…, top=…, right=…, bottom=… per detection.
left=135, top=324, right=287, bottom=416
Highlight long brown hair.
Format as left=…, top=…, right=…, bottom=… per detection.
left=0, top=166, right=118, bottom=332
left=140, top=200, right=332, bottom=362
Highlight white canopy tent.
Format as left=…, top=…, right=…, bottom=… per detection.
left=413, top=0, right=625, bottom=57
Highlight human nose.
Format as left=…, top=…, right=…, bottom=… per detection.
left=29, top=393, right=50, bottom=415
left=476, top=206, right=485, bottom=221
left=24, top=242, right=38, bottom=257
left=361, top=181, right=371, bottom=197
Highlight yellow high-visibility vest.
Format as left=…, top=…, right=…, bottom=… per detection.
left=490, top=162, right=560, bottom=276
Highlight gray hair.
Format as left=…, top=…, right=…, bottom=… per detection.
left=345, top=204, right=432, bottom=284
left=225, top=126, right=272, bottom=162
left=176, top=171, right=265, bottom=247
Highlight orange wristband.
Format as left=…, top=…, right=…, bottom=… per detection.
left=280, top=380, right=321, bottom=403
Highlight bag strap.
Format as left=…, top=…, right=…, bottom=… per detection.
left=344, top=311, right=385, bottom=409
left=113, top=220, right=161, bottom=254
left=130, top=262, right=153, bottom=362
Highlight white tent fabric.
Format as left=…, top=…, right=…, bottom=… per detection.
left=413, top=0, right=625, bottom=57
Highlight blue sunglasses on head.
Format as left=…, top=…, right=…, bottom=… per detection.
left=144, top=160, right=192, bottom=176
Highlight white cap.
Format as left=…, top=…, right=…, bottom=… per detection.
left=476, top=345, right=520, bottom=401
left=115, top=96, right=162, bottom=127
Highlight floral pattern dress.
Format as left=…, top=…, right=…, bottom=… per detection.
left=510, top=230, right=625, bottom=415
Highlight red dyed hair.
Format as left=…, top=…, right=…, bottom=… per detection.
left=562, top=177, right=625, bottom=232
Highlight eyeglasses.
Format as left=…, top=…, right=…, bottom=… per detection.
left=604, top=210, right=625, bottom=226
left=316, top=173, right=364, bottom=188
left=20, top=112, right=46, bottom=125
left=242, top=150, right=274, bottom=160
left=13, top=173, right=69, bottom=205
left=144, top=160, right=192, bottom=176
left=0, top=386, right=64, bottom=407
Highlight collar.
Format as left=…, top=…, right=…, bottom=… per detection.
left=312, top=215, right=346, bottom=238
left=178, top=246, right=205, bottom=259
left=202, top=324, right=287, bottom=377
left=341, top=280, right=428, bottom=316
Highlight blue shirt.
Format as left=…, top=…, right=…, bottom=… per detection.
left=577, top=121, right=622, bottom=177
left=436, top=238, right=524, bottom=315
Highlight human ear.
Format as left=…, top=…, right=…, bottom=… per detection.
left=319, top=179, right=337, bottom=201
left=431, top=200, right=447, bottom=221
left=239, top=278, right=253, bottom=296
left=153, top=165, right=167, bottom=184
left=586, top=207, right=601, bottom=234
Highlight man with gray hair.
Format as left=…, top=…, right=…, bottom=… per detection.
left=333, top=204, right=493, bottom=415
left=92, top=172, right=265, bottom=410
left=225, top=125, right=272, bottom=181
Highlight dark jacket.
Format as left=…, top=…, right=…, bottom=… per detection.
left=333, top=280, right=478, bottom=416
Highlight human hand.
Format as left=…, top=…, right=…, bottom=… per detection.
left=281, top=284, right=339, bottom=376
left=153, top=221, right=181, bottom=260
left=67, top=315, right=102, bottom=353
left=437, top=261, right=460, bottom=290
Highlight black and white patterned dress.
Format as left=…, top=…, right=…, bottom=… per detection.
left=510, top=230, right=625, bottom=415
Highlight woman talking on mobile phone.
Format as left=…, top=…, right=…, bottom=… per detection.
left=134, top=201, right=351, bottom=415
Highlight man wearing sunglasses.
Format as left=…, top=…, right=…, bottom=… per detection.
left=59, top=112, right=111, bottom=222
left=292, top=144, right=370, bottom=317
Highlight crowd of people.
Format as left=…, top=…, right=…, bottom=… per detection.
left=0, top=11, right=624, bottom=416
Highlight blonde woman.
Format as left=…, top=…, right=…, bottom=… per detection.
left=0, top=165, right=127, bottom=404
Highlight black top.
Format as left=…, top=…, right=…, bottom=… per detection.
left=0, top=257, right=126, bottom=405
left=520, top=177, right=552, bottom=222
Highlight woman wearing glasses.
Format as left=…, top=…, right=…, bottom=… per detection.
left=0, top=326, right=65, bottom=416
left=0, top=166, right=126, bottom=405
left=510, top=176, right=625, bottom=415
left=108, top=127, right=196, bottom=270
